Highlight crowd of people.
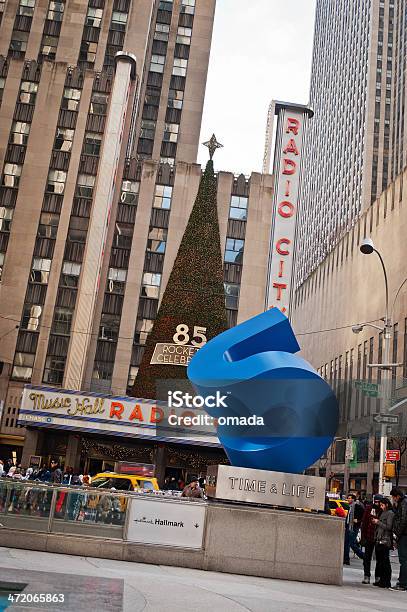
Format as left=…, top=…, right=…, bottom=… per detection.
left=339, top=487, right=407, bottom=590
left=0, top=458, right=92, bottom=487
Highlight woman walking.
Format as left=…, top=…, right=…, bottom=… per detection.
left=372, top=498, right=394, bottom=588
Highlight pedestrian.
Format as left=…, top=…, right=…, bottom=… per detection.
left=0, top=460, right=4, bottom=477
left=390, top=486, right=407, bottom=591
left=360, top=494, right=384, bottom=584
left=181, top=479, right=204, bottom=499
left=50, top=460, right=62, bottom=484
left=62, top=467, right=74, bottom=485
left=344, top=494, right=365, bottom=564
left=372, top=498, right=394, bottom=589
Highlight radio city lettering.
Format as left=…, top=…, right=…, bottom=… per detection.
left=150, top=324, right=207, bottom=366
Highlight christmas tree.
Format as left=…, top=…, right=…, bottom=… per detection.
left=131, top=137, right=228, bottom=399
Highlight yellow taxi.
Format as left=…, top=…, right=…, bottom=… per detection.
left=91, top=472, right=159, bottom=492
left=328, top=499, right=349, bottom=516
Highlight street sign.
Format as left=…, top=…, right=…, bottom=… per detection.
left=354, top=381, right=379, bottom=397
left=386, top=450, right=401, bottom=462
left=373, top=414, right=399, bottom=425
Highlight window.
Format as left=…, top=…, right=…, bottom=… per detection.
left=181, top=0, right=195, bottom=14
left=43, top=356, right=65, bottom=384
left=62, top=87, right=81, bottom=111
left=141, top=272, right=161, bottom=298
left=10, top=121, right=30, bottom=145
left=2, top=163, right=22, bottom=188
left=83, top=132, right=102, bottom=156
left=21, top=304, right=42, bottom=331
left=168, top=89, right=183, bottom=109
left=160, top=157, right=174, bottom=165
left=31, top=257, right=51, bottom=283
left=18, top=0, right=35, bottom=17
left=163, top=123, right=179, bottom=142
left=114, top=222, right=133, bottom=248
left=0, top=78, right=5, bottom=105
left=224, top=283, right=239, bottom=310
left=19, top=81, right=38, bottom=104
left=127, top=366, right=138, bottom=387
left=38, top=212, right=59, bottom=238
left=41, top=35, right=59, bottom=59
left=176, top=26, right=192, bottom=45
left=150, top=54, right=165, bottom=73
left=47, top=169, right=66, bottom=194
left=68, top=216, right=88, bottom=242
left=54, top=127, right=74, bottom=151
left=159, top=0, right=173, bottom=10
left=10, top=31, right=29, bottom=54
left=172, top=58, right=187, bottom=76
left=134, top=318, right=154, bottom=345
left=61, top=261, right=81, bottom=287
left=0, top=207, right=13, bottom=232
left=47, top=1, right=64, bottom=21
left=111, top=10, right=127, bottom=31
left=108, top=267, right=127, bottom=282
left=12, top=352, right=35, bottom=380
left=154, top=23, right=170, bottom=41
left=89, top=92, right=108, bottom=115
left=147, top=227, right=167, bottom=253
left=153, top=184, right=172, bottom=209
left=120, top=180, right=139, bottom=205
left=52, top=306, right=72, bottom=335
left=224, top=238, right=244, bottom=263
left=76, top=174, right=95, bottom=198
left=86, top=7, right=103, bottom=27
left=141, top=119, right=156, bottom=140
left=79, top=41, right=97, bottom=64
left=99, top=314, right=120, bottom=341
left=229, top=195, right=248, bottom=220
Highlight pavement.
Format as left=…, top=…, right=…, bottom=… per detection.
left=0, top=547, right=407, bottom=612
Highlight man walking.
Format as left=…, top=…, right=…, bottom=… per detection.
left=360, top=495, right=383, bottom=583
left=344, top=494, right=365, bottom=564
left=390, top=487, right=407, bottom=591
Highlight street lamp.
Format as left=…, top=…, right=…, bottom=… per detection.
left=354, top=238, right=405, bottom=494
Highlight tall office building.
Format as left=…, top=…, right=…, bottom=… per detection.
left=296, top=0, right=405, bottom=285
left=0, top=0, right=216, bottom=458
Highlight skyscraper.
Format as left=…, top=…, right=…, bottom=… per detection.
left=296, top=0, right=401, bottom=285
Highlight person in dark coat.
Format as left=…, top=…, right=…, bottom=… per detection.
left=372, top=498, right=394, bottom=589
left=50, top=460, right=62, bottom=484
left=390, top=487, right=407, bottom=591
left=344, top=494, right=365, bottom=564
left=360, top=494, right=384, bottom=584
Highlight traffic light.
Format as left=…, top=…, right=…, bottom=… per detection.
left=384, top=462, right=396, bottom=478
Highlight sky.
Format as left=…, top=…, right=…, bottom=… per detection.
left=198, top=0, right=317, bottom=175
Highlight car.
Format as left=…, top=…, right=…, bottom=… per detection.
left=91, top=472, right=159, bottom=492
left=328, top=499, right=349, bottom=516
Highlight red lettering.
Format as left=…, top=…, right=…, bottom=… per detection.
left=150, top=406, right=164, bottom=423
left=286, top=117, right=300, bottom=135
left=278, top=260, right=284, bottom=278
left=110, top=401, right=124, bottom=420
left=284, top=180, right=290, bottom=197
left=129, top=404, right=144, bottom=422
left=276, top=238, right=291, bottom=256
left=283, top=138, right=299, bottom=155
left=273, top=282, right=287, bottom=301
left=278, top=201, right=295, bottom=218
left=282, top=158, right=296, bottom=175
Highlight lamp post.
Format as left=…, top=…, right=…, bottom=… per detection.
left=353, top=238, right=404, bottom=494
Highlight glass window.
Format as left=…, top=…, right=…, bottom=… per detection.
left=62, top=87, right=81, bottom=111
left=172, top=58, right=188, bottom=76
left=153, top=184, right=172, bottom=209
left=114, top=222, right=133, bottom=249
left=99, top=314, right=120, bottom=341
left=31, top=257, right=51, bottom=283
left=134, top=318, right=154, bottom=345
left=41, top=35, right=59, bottom=59
left=163, top=123, right=179, bottom=142
left=150, top=54, right=166, bottom=73
left=160, top=157, right=174, bottom=165
left=224, top=283, right=240, bottom=310
left=21, top=304, right=42, bottom=331
left=141, top=119, right=156, bottom=140
left=111, top=10, right=127, bottom=31
left=168, top=89, right=183, bottom=109
left=38, top=212, right=59, bottom=238
left=47, top=169, right=66, bottom=194
left=10, top=31, right=29, bottom=53
left=127, top=366, right=138, bottom=387
left=154, top=23, right=170, bottom=41
left=43, top=356, right=65, bottom=384
left=86, top=7, right=103, bottom=27
left=79, top=41, right=97, bottom=64
left=0, top=207, right=13, bottom=232
left=229, top=195, right=248, bottom=220
left=108, top=267, right=127, bottom=282
left=18, top=0, right=35, bottom=17
left=120, top=180, right=139, bottom=205
left=61, top=261, right=81, bottom=287
left=2, top=163, right=22, bottom=187
left=159, top=0, right=173, bottom=10
left=47, top=1, right=65, bottom=21
left=89, top=92, right=108, bottom=115
left=83, top=132, right=102, bottom=156
left=19, top=81, right=38, bottom=104
left=10, top=121, right=30, bottom=145
left=12, top=352, right=35, bottom=380
left=52, top=307, right=73, bottom=335
left=141, top=272, right=161, bottom=298
left=224, top=238, right=244, bottom=263
left=176, top=26, right=192, bottom=45
left=181, top=0, right=195, bottom=14
left=147, top=227, right=167, bottom=253
left=54, top=127, right=74, bottom=151
left=76, top=173, right=95, bottom=198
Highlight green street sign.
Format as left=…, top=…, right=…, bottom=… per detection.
left=354, top=381, right=379, bottom=397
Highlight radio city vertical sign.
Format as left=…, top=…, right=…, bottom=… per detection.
left=264, top=101, right=313, bottom=316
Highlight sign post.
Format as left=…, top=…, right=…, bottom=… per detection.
left=385, top=450, right=400, bottom=462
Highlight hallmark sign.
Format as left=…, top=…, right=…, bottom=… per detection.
left=206, top=464, right=325, bottom=511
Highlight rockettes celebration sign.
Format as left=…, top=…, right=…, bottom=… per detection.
left=264, top=101, right=313, bottom=316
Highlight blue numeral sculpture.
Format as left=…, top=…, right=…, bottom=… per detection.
left=187, top=308, right=339, bottom=474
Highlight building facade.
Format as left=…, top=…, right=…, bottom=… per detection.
left=292, top=169, right=407, bottom=494
left=296, top=0, right=407, bottom=286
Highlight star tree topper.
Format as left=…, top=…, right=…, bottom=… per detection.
left=203, top=134, right=223, bottom=160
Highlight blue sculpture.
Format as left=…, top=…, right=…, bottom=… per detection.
left=187, top=308, right=339, bottom=474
